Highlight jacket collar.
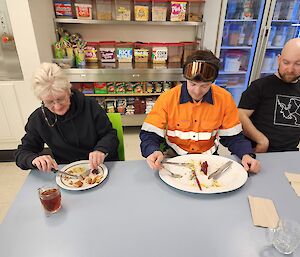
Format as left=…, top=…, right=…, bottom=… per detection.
left=179, top=81, right=214, bottom=105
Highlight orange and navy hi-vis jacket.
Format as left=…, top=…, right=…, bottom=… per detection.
left=140, top=82, right=252, bottom=159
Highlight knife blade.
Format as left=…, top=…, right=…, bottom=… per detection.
left=162, top=161, right=190, bottom=167
left=208, top=161, right=233, bottom=180
left=51, top=168, right=80, bottom=178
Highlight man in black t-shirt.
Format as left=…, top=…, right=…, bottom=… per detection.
left=238, top=38, right=300, bottom=153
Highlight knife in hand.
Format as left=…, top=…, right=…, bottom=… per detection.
left=208, top=161, right=233, bottom=180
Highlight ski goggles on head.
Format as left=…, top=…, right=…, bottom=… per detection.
left=183, top=61, right=219, bottom=82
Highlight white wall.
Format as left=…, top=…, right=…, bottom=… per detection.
left=202, top=0, right=222, bottom=53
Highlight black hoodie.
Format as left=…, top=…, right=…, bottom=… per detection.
left=15, top=90, right=119, bottom=170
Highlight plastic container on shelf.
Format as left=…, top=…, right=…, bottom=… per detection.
left=99, top=41, right=116, bottom=62
left=151, top=0, right=168, bottom=21
left=181, top=41, right=199, bottom=63
left=262, top=51, right=276, bottom=71
left=134, top=43, right=149, bottom=63
left=115, top=0, right=131, bottom=20
left=116, top=42, right=133, bottom=63
left=226, top=0, right=238, bottom=19
left=170, top=1, right=187, bottom=21
left=84, top=42, right=98, bottom=63
left=53, top=58, right=74, bottom=68
left=150, top=43, right=168, bottom=63
left=241, top=0, right=253, bottom=20
left=268, top=25, right=277, bottom=47
left=188, top=0, right=204, bottom=21
left=74, top=0, right=93, bottom=19
left=273, top=26, right=288, bottom=47
left=224, top=51, right=243, bottom=72
left=96, top=0, right=113, bottom=20
left=167, top=43, right=183, bottom=63
left=228, top=24, right=239, bottom=46
left=53, top=0, right=75, bottom=18
left=134, top=0, right=151, bottom=21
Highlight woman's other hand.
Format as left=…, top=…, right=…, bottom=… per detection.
left=32, top=155, right=58, bottom=172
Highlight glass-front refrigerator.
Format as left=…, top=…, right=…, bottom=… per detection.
left=251, top=0, right=300, bottom=80
left=215, top=0, right=267, bottom=104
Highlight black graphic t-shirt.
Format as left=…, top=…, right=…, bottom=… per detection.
left=238, top=74, right=300, bottom=152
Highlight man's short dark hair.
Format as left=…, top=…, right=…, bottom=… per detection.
left=184, top=50, right=220, bottom=68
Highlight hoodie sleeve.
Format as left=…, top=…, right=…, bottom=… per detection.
left=15, top=114, right=45, bottom=170
left=90, top=100, right=119, bottom=160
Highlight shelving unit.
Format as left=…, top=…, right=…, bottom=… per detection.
left=54, top=14, right=205, bottom=126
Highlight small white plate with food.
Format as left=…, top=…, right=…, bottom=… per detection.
left=159, top=154, right=248, bottom=194
left=56, top=160, right=108, bottom=191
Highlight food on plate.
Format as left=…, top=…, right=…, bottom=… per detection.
left=61, top=166, right=104, bottom=188
left=172, top=159, right=222, bottom=189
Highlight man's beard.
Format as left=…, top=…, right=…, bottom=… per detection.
left=278, top=69, right=300, bottom=83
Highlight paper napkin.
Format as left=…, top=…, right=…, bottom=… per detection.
left=285, top=172, right=300, bottom=197
left=248, top=195, right=279, bottom=228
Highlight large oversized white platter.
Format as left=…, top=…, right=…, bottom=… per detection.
left=56, top=160, right=108, bottom=191
left=159, top=154, right=248, bottom=194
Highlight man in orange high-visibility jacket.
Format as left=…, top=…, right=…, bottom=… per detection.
left=140, top=50, right=260, bottom=173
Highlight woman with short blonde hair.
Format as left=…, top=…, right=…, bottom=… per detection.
left=16, top=63, right=119, bottom=172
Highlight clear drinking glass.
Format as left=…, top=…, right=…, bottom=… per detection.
left=38, top=184, right=62, bottom=216
left=265, top=219, right=300, bottom=254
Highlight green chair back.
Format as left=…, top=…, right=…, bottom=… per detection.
left=107, top=113, right=125, bottom=161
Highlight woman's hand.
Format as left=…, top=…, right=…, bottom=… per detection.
left=32, top=155, right=58, bottom=172
left=89, top=150, right=106, bottom=170
left=146, top=151, right=164, bottom=170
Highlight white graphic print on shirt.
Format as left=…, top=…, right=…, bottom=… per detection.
left=274, top=95, right=300, bottom=128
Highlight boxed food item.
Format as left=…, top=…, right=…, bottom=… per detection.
left=115, top=82, right=126, bottom=94
left=117, top=99, right=126, bottom=114
left=115, top=0, right=131, bottom=21
left=74, top=3, right=93, bottom=19
left=170, top=1, right=187, bottom=21
left=105, top=98, right=116, bottom=113
left=96, top=0, right=113, bottom=20
left=81, top=82, right=94, bottom=94
left=152, top=0, right=168, bottom=21
left=84, top=42, right=98, bottom=63
left=53, top=0, right=74, bottom=18
left=133, top=82, right=144, bottom=93
left=107, top=82, right=116, bottom=93
left=134, top=0, right=150, bottom=21
left=125, top=82, right=134, bottom=93
left=134, top=43, right=149, bottom=63
left=99, top=41, right=116, bottom=62
left=151, top=43, right=168, bottom=63
left=94, top=82, right=108, bottom=94
left=116, top=42, right=133, bottom=63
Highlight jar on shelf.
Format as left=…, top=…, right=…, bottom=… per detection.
left=96, top=0, right=113, bottom=20
left=116, top=42, right=133, bottom=63
left=53, top=0, right=75, bottom=18
left=134, top=0, right=151, bottom=21
left=84, top=42, right=98, bottom=63
left=188, top=0, right=204, bottom=21
left=152, top=0, right=168, bottom=21
left=168, top=43, right=183, bottom=63
left=150, top=43, right=168, bottom=64
left=74, top=0, right=93, bottom=19
left=170, top=1, right=187, bottom=21
left=134, top=43, right=149, bottom=63
left=115, top=0, right=131, bottom=21
left=99, top=41, right=116, bottom=62
left=181, top=41, right=199, bottom=63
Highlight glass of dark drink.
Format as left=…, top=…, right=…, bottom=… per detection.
left=38, top=184, right=61, bottom=216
